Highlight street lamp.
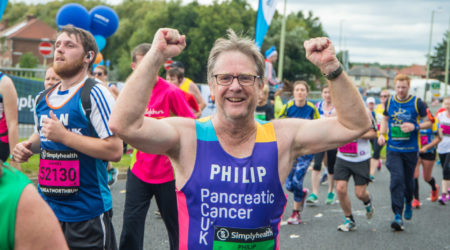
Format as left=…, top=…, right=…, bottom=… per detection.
left=424, top=8, right=442, bottom=102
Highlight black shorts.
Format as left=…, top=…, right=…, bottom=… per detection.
left=334, top=157, right=371, bottom=185
left=419, top=151, right=436, bottom=161
left=0, top=141, right=9, bottom=162
left=60, top=210, right=117, bottom=250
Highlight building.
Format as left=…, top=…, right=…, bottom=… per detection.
left=348, top=65, right=394, bottom=89
left=397, top=64, right=426, bottom=79
left=0, top=16, right=57, bottom=67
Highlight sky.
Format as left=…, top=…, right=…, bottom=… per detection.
left=9, top=0, right=450, bottom=66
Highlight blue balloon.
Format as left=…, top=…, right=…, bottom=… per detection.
left=56, top=3, right=90, bottom=31
left=94, top=35, right=106, bottom=51
left=89, top=6, right=119, bottom=38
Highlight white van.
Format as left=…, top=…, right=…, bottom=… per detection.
left=409, top=79, right=448, bottom=101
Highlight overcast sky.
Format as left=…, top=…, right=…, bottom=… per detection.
left=9, top=0, right=450, bottom=65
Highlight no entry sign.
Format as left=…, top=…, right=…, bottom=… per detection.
left=39, top=41, right=53, bottom=56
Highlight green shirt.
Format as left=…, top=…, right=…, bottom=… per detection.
left=0, top=165, right=32, bottom=250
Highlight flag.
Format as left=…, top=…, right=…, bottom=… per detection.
left=0, top=0, right=8, bottom=21
left=255, top=0, right=279, bottom=50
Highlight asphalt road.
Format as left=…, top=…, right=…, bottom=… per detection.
left=110, top=163, right=449, bottom=250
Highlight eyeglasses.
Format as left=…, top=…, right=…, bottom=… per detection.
left=94, top=72, right=103, bottom=77
left=214, top=74, right=260, bottom=86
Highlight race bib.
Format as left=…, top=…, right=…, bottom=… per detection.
left=441, top=124, right=450, bottom=136
left=390, top=124, right=410, bottom=140
left=254, top=111, right=266, bottom=121
left=213, top=226, right=274, bottom=250
left=39, top=149, right=80, bottom=196
left=338, top=141, right=358, bottom=157
left=420, top=135, right=429, bottom=146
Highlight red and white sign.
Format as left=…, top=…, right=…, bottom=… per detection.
left=39, top=41, right=53, bottom=56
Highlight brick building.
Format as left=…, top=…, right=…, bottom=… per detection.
left=0, top=16, right=57, bottom=67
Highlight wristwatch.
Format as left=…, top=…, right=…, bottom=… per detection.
left=323, top=64, right=343, bottom=80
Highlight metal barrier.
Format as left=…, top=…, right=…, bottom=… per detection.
left=0, top=67, right=46, bottom=79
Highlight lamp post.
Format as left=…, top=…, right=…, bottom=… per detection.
left=424, top=8, right=442, bottom=102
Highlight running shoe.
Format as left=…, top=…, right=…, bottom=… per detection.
left=391, top=214, right=404, bottom=231
left=326, top=192, right=335, bottom=205
left=377, top=160, right=382, bottom=171
left=370, top=175, right=375, bottom=181
left=154, top=210, right=162, bottom=217
left=320, top=173, right=328, bottom=185
left=108, top=168, right=119, bottom=186
left=430, top=184, right=439, bottom=202
left=306, top=193, right=318, bottom=204
left=287, top=211, right=302, bottom=225
left=337, top=217, right=356, bottom=232
left=438, top=194, right=447, bottom=205
left=365, top=202, right=374, bottom=219
left=404, top=202, right=413, bottom=220
left=412, top=199, right=421, bottom=209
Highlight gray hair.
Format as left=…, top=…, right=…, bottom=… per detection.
left=207, top=29, right=265, bottom=85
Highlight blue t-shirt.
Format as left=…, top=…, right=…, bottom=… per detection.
left=279, top=100, right=320, bottom=120
left=383, top=95, right=427, bottom=152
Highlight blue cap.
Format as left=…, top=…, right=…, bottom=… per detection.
left=265, top=46, right=277, bottom=58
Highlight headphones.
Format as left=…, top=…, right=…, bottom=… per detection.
left=87, top=51, right=93, bottom=60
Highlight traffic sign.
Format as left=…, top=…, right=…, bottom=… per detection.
left=39, top=41, right=53, bottom=56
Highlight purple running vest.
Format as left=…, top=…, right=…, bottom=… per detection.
left=177, top=117, right=287, bottom=250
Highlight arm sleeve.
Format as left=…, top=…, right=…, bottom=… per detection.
left=169, top=88, right=196, bottom=118
left=416, top=98, right=427, bottom=117
left=89, top=84, right=116, bottom=139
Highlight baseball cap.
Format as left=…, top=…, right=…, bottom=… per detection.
left=170, top=61, right=184, bottom=69
left=366, top=97, right=375, bottom=104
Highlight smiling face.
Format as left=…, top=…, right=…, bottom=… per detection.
left=210, top=50, right=263, bottom=121
left=53, top=32, right=87, bottom=79
left=93, top=67, right=107, bottom=83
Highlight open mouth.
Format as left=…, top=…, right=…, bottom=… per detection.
left=227, top=97, right=245, bottom=103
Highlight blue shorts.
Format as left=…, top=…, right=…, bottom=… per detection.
left=285, top=154, right=314, bottom=202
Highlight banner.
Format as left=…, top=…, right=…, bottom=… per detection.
left=9, top=75, right=44, bottom=124
left=255, top=0, right=279, bottom=49
left=0, top=0, right=7, bottom=21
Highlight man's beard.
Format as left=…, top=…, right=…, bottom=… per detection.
left=54, top=55, right=85, bottom=79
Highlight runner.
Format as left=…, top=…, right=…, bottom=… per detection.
left=0, top=161, right=68, bottom=250
left=436, top=96, right=450, bottom=205
left=44, top=64, right=61, bottom=90
left=335, top=109, right=377, bottom=231
left=366, top=97, right=378, bottom=180
left=255, top=83, right=274, bottom=121
left=306, top=85, right=337, bottom=205
left=109, top=28, right=370, bottom=249
left=0, top=72, right=19, bottom=169
left=12, top=25, right=122, bottom=249
left=119, top=43, right=195, bottom=250
left=371, top=90, right=390, bottom=172
left=412, top=107, right=439, bottom=208
left=167, top=67, right=201, bottom=118
left=279, top=80, right=319, bottom=224
left=378, top=74, right=431, bottom=231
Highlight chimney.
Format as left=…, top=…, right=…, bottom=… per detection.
left=26, top=14, right=35, bottom=22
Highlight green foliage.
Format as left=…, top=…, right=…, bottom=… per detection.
left=430, top=31, right=450, bottom=82
left=18, top=52, right=39, bottom=68
left=4, top=0, right=328, bottom=85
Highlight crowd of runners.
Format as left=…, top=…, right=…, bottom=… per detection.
left=0, top=25, right=449, bottom=250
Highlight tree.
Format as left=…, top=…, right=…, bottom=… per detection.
left=19, top=52, right=39, bottom=68
left=430, top=30, right=450, bottom=82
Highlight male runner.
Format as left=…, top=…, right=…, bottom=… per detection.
left=279, top=80, right=319, bottom=224
left=110, top=28, right=370, bottom=249
left=119, top=43, right=195, bottom=250
left=335, top=109, right=377, bottom=231
left=378, top=74, right=431, bottom=231
left=12, top=25, right=122, bottom=249
left=371, top=90, right=390, bottom=172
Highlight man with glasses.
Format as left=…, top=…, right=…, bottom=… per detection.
left=110, top=28, right=370, bottom=249
left=378, top=74, right=431, bottom=231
